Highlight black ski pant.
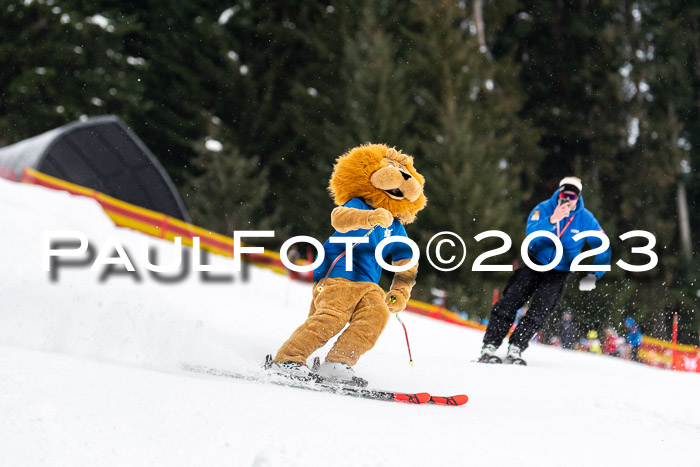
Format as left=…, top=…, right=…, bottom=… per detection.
left=483, top=265, right=570, bottom=351
left=630, top=345, right=640, bottom=362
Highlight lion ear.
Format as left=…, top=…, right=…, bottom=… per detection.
left=386, top=147, right=411, bottom=166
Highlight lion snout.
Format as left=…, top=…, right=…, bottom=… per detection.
left=370, top=166, right=404, bottom=192
left=370, top=166, right=422, bottom=202
left=401, top=177, right=422, bottom=202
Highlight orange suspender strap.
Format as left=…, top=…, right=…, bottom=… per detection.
left=557, top=215, right=576, bottom=238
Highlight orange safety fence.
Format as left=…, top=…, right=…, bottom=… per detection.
left=20, top=168, right=289, bottom=277
left=0, top=166, right=17, bottom=181
left=640, top=335, right=700, bottom=372
left=15, top=168, right=698, bottom=366
left=404, top=300, right=486, bottom=332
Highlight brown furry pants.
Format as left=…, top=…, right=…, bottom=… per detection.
left=274, top=277, right=390, bottom=367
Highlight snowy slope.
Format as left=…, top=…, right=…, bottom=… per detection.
left=1, top=178, right=698, bottom=467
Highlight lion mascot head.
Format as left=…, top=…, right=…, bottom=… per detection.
left=329, top=143, right=427, bottom=224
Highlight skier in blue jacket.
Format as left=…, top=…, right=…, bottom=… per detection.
left=479, top=177, right=611, bottom=364
left=624, top=317, right=643, bottom=361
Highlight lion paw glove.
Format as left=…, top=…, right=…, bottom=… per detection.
left=367, top=208, right=394, bottom=228
left=385, top=259, right=417, bottom=313
left=331, top=206, right=394, bottom=233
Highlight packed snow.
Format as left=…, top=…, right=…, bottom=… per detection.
left=0, top=178, right=698, bottom=467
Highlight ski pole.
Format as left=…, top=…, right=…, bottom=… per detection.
left=394, top=311, right=414, bottom=366
left=316, top=223, right=380, bottom=293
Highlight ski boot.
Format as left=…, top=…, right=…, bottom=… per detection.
left=315, top=360, right=368, bottom=387
left=504, top=345, right=527, bottom=366
left=477, top=344, right=502, bottom=364
left=264, top=355, right=317, bottom=382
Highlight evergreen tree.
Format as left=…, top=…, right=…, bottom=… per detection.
left=635, top=1, right=700, bottom=341
left=212, top=1, right=353, bottom=240
left=184, top=138, right=269, bottom=235
left=492, top=0, right=699, bottom=341
left=397, top=0, right=543, bottom=313
left=1, top=0, right=696, bottom=340
left=282, top=1, right=417, bottom=241
left=0, top=0, right=144, bottom=144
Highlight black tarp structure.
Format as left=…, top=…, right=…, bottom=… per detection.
left=0, top=115, right=190, bottom=222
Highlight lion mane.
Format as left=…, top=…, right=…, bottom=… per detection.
left=328, top=143, right=427, bottom=224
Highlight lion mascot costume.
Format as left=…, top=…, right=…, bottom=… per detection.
left=269, top=143, right=427, bottom=385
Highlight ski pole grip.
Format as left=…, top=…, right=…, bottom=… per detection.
left=389, top=295, right=397, bottom=304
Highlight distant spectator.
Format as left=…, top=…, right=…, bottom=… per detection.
left=625, top=317, right=643, bottom=362
left=431, top=288, right=446, bottom=307
left=451, top=306, right=469, bottom=321
left=602, top=327, right=619, bottom=356
left=558, top=312, right=578, bottom=349
left=509, top=306, right=529, bottom=334
left=576, top=337, right=588, bottom=351
left=515, top=306, right=528, bottom=326
left=549, top=336, right=561, bottom=347
left=585, top=330, right=602, bottom=354
left=288, top=245, right=302, bottom=264
left=617, top=335, right=628, bottom=355
left=286, top=245, right=311, bottom=281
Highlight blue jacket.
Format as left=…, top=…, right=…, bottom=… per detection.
left=625, top=319, right=643, bottom=346
left=627, top=327, right=643, bottom=347
left=313, top=198, right=414, bottom=284
left=526, top=190, right=611, bottom=279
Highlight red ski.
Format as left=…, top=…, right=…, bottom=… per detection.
left=392, top=392, right=431, bottom=404
left=183, top=364, right=467, bottom=406
left=429, top=394, right=469, bottom=406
